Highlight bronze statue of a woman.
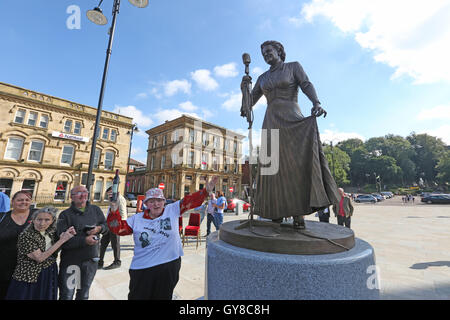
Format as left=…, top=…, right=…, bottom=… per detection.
left=241, top=40, right=339, bottom=229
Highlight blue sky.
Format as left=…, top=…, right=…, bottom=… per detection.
left=1, top=0, right=450, bottom=164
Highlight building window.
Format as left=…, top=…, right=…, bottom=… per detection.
left=161, top=155, right=166, bottom=169
left=27, top=112, right=38, bottom=126
left=54, top=181, right=68, bottom=201
left=39, top=114, right=49, bottom=128
left=93, top=148, right=101, bottom=169
left=188, top=151, right=194, bottom=168
left=94, top=180, right=103, bottom=201
left=14, top=109, right=26, bottom=124
left=162, top=135, right=167, bottom=146
left=28, top=140, right=44, bottom=162
left=152, top=137, right=158, bottom=149
left=5, top=137, right=24, bottom=160
left=22, top=180, right=35, bottom=197
left=234, top=141, right=238, bottom=152
left=64, top=120, right=72, bottom=133
left=172, top=130, right=179, bottom=143
left=61, top=145, right=74, bottom=165
left=102, top=128, right=109, bottom=140
left=201, top=153, right=207, bottom=170
left=110, top=129, right=117, bottom=142
left=104, top=151, right=114, bottom=170
left=189, top=129, right=195, bottom=143
left=213, top=136, right=219, bottom=148
left=151, top=156, right=155, bottom=170
left=202, top=132, right=208, bottom=146
left=213, top=156, right=218, bottom=171
left=74, top=121, right=82, bottom=135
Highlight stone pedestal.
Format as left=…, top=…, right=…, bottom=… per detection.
left=205, top=226, right=380, bottom=300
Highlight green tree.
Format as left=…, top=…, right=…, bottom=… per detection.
left=323, top=145, right=351, bottom=186
left=407, top=132, right=447, bottom=185
left=436, top=151, right=450, bottom=185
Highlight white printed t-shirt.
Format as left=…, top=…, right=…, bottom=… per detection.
left=126, top=201, right=183, bottom=270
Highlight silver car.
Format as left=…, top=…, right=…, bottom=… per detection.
left=355, top=195, right=377, bottom=203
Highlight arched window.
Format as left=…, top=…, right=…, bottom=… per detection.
left=5, top=137, right=24, bottom=160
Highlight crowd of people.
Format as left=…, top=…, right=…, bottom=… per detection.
left=0, top=176, right=218, bottom=300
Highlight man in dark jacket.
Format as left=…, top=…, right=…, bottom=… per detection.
left=332, top=188, right=354, bottom=228
left=57, top=185, right=107, bottom=300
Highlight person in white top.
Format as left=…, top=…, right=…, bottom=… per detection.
left=107, top=176, right=218, bottom=300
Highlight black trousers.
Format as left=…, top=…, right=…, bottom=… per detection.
left=99, top=229, right=120, bottom=263
left=337, top=215, right=351, bottom=228
left=128, top=257, right=181, bottom=300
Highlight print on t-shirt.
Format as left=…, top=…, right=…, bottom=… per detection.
left=160, top=217, right=171, bottom=231
left=139, top=232, right=150, bottom=248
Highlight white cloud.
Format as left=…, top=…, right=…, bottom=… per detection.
left=252, top=67, right=264, bottom=77
left=135, top=92, right=148, bottom=100
left=153, top=109, right=202, bottom=125
left=179, top=101, right=199, bottom=112
left=190, top=69, right=219, bottom=91
left=420, top=125, right=450, bottom=145
left=222, top=92, right=267, bottom=112
left=416, top=104, right=450, bottom=121
left=163, top=79, right=191, bottom=96
left=319, top=129, right=366, bottom=145
left=232, top=128, right=262, bottom=160
left=300, top=0, right=450, bottom=84
left=112, top=105, right=153, bottom=130
left=214, top=63, right=238, bottom=78
left=130, top=146, right=147, bottom=164
left=222, top=92, right=242, bottom=111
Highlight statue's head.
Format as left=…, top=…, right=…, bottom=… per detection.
left=261, top=40, right=286, bottom=62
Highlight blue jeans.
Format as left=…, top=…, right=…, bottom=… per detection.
left=215, top=212, right=223, bottom=227
left=58, top=259, right=98, bottom=300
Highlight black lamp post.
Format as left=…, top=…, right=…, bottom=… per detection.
left=85, top=0, right=148, bottom=194
left=125, top=124, right=139, bottom=192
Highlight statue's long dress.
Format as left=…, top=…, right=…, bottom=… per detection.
left=251, top=61, right=339, bottom=219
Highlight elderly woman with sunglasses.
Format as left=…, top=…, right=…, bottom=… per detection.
left=0, top=191, right=36, bottom=299
left=6, top=207, right=76, bottom=300
left=107, top=176, right=218, bottom=300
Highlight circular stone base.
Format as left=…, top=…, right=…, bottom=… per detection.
left=206, top=234, right=380, bottom=300
left=219, top=220, right=354, bottom=255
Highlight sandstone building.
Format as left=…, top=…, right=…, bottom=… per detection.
left=0, top=82, right=133, bottom=204
left=145, top=115, right=245, bottom=199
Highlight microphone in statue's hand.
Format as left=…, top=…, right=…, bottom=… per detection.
left=242, top=53, right=251, bottom=75
left=242, top=53, right=251, bottom=65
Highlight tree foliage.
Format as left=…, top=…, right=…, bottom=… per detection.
left=324, top=132, right=449, bottom=189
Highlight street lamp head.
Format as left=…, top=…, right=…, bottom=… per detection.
left=87, top=7, right=108, bottom=25
left=129, top=0, right=149, bottom=8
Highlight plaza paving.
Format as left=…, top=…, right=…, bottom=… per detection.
left=89, top=197, right=450, bottom=300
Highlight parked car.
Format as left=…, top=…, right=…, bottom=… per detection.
left=371, top=193, right=385, bottom=202
left=380, top=191, right=393, bottom=199
left=355, top=195, right=377, bottom=203
left=421, top=194, right=450, bottom=204
left=125, top=193, right=137, bottom=207
left=226, top=199, right=251, bottom=212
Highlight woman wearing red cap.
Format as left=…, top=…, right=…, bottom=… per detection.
left=107, top=177, right=217, bottom=300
